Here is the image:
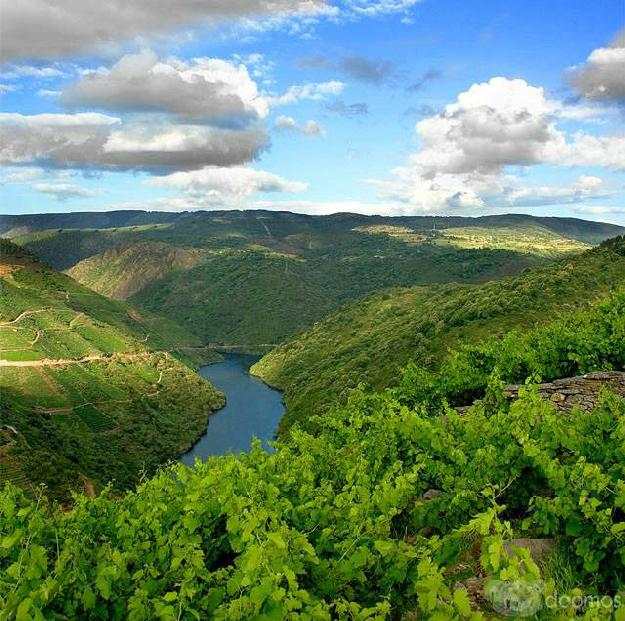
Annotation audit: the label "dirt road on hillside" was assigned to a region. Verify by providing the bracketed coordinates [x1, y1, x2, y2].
[0, 352, 152, 368]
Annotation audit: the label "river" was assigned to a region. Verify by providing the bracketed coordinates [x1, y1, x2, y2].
[180, 353, 284, 464]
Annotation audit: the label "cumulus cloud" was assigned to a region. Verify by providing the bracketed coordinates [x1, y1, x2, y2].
[370, 77, 625, 212]
[411, 77, 557, 176]
[0, 0, 331, 62]
[543, 131, 625, 169]
[32, 182, 98, 201]
[0, 48, 343, 178]
[504, 175, 608, 207]
[62, 50, 268, 126]
[0, 112, 269, 171]
[147, 166, 308, 206]
[275, 115, 324, 136]
[569, 30, 625, 101]
[0, 0, 424, 63]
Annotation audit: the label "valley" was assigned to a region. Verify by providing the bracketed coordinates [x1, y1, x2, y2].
[0, 240, 223, 500]
[3, 210, 622, 348]
[1, 212, 625, 618]
[2, 2, 624, 615]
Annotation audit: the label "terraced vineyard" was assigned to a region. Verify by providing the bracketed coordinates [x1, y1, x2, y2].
[0, 240, 223, 500]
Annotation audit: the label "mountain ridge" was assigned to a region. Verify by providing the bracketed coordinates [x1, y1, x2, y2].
[5, 210, 621, 350]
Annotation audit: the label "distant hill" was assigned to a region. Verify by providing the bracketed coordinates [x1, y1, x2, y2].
[1, 209, 623, 245]
[5, 210, 622, 349]
[0, 210, 180, 239]
[252, 236, 625, 433]
[0, 240, 222, 500]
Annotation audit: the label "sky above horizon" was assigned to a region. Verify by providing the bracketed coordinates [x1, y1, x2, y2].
[0, 0, 624, 223]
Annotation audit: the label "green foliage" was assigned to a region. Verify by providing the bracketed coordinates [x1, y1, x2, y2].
[254, 238, 625, 433]
[1, 368, 623, 618]
[393, 287, 625, 410]
[14, 212, 613, 349]
[0, 241, 223, 501]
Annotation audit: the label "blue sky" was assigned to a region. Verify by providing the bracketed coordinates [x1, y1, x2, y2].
[0, 0, 623, 222]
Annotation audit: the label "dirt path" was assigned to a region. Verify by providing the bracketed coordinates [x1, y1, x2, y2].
[0, 309, 49, 326]
[69, 312, 84, 328]
[0, 351, 151, 368]
[29, 330, 42, 346]
[35, 397, 133, 415]
[257, 217, 273, 238]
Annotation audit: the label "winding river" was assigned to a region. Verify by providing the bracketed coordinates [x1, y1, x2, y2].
[180, 353, 284, 464]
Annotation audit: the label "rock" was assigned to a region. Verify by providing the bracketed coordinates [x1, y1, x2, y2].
[421, 488, 444, 501]
[502, 538, 556, 563]
[496, 371, 625, 414]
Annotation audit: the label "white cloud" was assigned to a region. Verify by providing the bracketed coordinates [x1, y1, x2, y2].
[0, 112, 268, 171]
[0, 166, 47, 185]
[370, 77, 625, 213]
[569, 32, 625, 101]
[32, 182, 99, 201]
[344, 0, 421, 16]
[253, 198, 407, 215]
[410, 78, 556, 176]
[0, 84, 18, 94]
[574, 205, 625, 216]
[504, 175, 608, 207]
[275, 115, 325, 136]
[0, 112, 120, 127]
[543, 132, 625, 169]
[0, 65, 66, 80]
[62, 50, 269, 125]
[0, 0, 331, 62]
[275, 115, 298, 130]
[147, 166, 308, 206]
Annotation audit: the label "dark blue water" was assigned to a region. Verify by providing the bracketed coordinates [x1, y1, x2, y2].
[180, 353, 284, 464]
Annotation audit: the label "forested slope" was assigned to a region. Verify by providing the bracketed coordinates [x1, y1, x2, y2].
[2, 285, 624, 619]
[9, 211, 622, 349]
[0, 241, 222, 500]
[253, 237, 625, 432]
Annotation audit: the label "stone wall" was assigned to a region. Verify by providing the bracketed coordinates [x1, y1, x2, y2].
[503, 371, 625, 412]
[456, 371, 625, 415]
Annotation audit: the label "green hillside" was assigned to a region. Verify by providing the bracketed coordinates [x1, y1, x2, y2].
[9, 210, 622, 349]
[2, 289, 624, 619]
[0, 240, 223, 500]
[253, 237, 625, 433]
[66, 241, 207, 300]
